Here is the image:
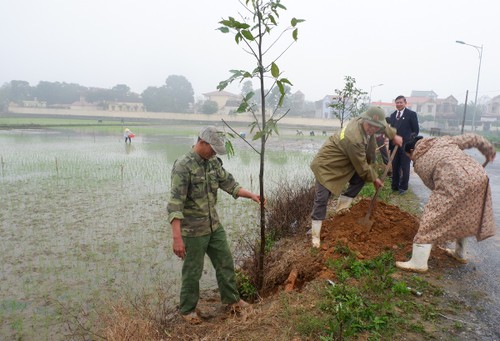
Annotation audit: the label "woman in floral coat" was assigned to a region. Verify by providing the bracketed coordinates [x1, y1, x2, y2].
[396, 133, 496, 272]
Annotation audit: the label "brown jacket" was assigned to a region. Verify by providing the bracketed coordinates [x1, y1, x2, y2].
[310, 117, 396, 196]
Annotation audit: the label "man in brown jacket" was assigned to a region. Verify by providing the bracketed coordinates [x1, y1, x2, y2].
[309, 106, 403, 248]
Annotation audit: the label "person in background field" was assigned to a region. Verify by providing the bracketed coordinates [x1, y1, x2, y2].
[388, 95, 419, 195]
[167, 126, 262, 324]
[396, 134, 496, 273]
[124, 128, 133, 143]
[309, 107, 403, 248]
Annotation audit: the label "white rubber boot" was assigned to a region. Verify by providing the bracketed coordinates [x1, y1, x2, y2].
[311, 220, 322, 248]
[336, 195, 353, 215]
[444, 239, 467, 264]
[396, 244, 432, 273]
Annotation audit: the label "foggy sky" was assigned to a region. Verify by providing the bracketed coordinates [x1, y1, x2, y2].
[1, 0, 499, 103]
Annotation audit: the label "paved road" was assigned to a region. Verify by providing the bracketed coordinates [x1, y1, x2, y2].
[409, 148, 500, 340]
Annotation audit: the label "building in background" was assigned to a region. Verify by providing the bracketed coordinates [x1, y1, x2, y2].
[202, 90, 241, 115]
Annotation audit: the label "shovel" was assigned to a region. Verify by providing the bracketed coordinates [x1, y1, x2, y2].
[358, 145, 398, 232]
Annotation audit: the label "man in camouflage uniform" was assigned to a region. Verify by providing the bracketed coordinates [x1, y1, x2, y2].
[167, 126, 262, 323]
[309, 106, 403, 248]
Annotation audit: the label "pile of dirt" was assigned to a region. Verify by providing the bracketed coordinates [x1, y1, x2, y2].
[322, 199, 420, 260]
[261, 198, 454, 294]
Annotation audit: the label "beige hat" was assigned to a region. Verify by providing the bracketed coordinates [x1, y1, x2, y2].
[199, 126, 227, 155]
[361, 106, 386, 128]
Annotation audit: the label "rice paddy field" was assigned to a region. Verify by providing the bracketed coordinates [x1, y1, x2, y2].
[0, 122, 318, 340]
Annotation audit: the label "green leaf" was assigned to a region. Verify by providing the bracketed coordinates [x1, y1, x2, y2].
[292, 28, 298, 41]
[235, 22, 250, 30]
[278, 94, 285, 107]
[245, 91, 254, 101]
[235, 33, 242, 44]
[291, 18, 305, 27]
[225, 140, 235, 158]
[269, 14, 277, 26]
[271, 62, 280, 78]
[273, 124, 279, 135]
[230, 69, 243, 77]
[217, 81, 228, 91]
[277, 81, 285, 107]
[236, 102, 248, 113]
[253, 131, 263, 141]
[241, 30, 254, 41]
[277, 80, 284, 95]
[217, 27, 230, 33]
[280, 78, 293, 86]
[249, 121, 258, 133]
[219, 19, 233, 27]
[269, 119, 279, 135]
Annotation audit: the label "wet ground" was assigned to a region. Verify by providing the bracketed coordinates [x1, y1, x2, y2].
[409, 148, 500, 340]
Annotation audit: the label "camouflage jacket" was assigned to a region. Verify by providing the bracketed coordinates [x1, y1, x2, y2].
[167, 150, 241, 237]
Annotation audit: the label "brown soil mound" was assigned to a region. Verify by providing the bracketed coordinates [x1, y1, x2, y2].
[322, 198, 419, 260]
[261, 198, 454, 293]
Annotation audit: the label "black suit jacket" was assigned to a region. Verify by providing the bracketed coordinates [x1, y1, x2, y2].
[389, 108, 419, 144]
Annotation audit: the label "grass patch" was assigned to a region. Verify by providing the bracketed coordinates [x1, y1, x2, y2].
[290, 245, 457, 340]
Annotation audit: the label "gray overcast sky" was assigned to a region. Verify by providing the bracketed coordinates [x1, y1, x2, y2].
[1, 0, 499, 103]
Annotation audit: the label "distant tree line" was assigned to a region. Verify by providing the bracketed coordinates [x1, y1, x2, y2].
[0, 75, 195, 113]
[237, 80, 315, 118]
[0, 76, 318, 117]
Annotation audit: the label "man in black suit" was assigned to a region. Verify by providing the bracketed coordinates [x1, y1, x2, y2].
[388, 95, 419, 195]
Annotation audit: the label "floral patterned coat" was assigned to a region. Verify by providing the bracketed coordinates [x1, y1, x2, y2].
[411, 133, 496, 244]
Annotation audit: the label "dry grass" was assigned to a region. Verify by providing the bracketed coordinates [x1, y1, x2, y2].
[265, 176, 315, 239]
[101, 302, 160, 341]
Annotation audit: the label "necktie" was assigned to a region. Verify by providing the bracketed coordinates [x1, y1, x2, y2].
[396, 111, 401, 119]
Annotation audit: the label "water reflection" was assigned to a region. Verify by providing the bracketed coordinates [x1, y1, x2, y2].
[125, 143, 135, 154]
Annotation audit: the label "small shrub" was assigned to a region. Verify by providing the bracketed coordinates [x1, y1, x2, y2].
[266, 176, 315, 240]
[236, 271, 258, 302]
[392, 281, 410, 295]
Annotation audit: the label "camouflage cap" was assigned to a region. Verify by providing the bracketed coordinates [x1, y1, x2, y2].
[361, 106, 386, 128]
[199, 126, 227, 155]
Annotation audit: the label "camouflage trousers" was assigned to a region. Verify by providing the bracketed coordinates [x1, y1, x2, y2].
[179, 225, 240, 314]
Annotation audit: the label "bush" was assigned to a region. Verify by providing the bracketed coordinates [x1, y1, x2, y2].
[265, 176, 315, 240]
[200, 100, 218, 114]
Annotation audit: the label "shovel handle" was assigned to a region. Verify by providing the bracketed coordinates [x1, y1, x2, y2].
[381, 145, 398, 181]
[363, 145, 399, 224]
[365, 186, 381, 218]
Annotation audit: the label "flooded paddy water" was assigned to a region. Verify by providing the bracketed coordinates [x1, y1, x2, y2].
[0, 126, 319, 340]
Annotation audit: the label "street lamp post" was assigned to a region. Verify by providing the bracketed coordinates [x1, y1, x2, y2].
[369, 83, 383, 105]
[456, 40, 483, 131]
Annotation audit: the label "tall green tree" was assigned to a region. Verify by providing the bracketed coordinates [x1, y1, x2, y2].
[164, 75, 194, 113]
[267, 85, 291, 111]
[330, 76, 367, 128]
[109, 84, 141, 102]
[288, 90, 305, 116]
[9, 80, 33, 104]
[217, 0, 304, 290]
[86, 87, 114, 103]
[0, 83, 10, 111]
[34, 81, 83, 104]
[141, 86, 169, 112]
[200, 100, 219, 114]
[241, 80, 254, 98]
